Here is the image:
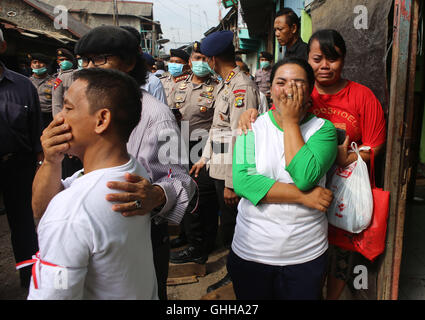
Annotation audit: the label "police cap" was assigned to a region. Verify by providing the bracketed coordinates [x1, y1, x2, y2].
[56, 48, 75, 61]
[200, 31, 234, 57]
[192, 41, 201, 54]
[27, 53, 50, 64]
[260, 51, 273, 61]
[170, 49, 189, 63]
[74, 26, 138, 56]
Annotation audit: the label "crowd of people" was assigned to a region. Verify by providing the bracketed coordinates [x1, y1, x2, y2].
[0, 7, 386, 300]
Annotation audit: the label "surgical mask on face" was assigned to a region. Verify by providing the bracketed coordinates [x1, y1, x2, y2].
[77, 59, 83, 70]
[260, 61, 270, 69]
[32, 67, 47, 75]
[60, 60, 73, 71]
[191, 60, 210, 77]
[168, 62, 184, 77]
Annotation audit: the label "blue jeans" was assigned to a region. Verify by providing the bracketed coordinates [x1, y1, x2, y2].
[227, 249, 328, 300]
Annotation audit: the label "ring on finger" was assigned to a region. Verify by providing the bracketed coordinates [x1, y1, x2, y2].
[287, 94, 293, 99]
[134, 200, 142, 209]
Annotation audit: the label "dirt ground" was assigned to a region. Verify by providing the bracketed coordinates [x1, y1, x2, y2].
[0, 213, 230, 300]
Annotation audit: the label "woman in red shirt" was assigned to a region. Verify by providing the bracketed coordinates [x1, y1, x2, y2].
[238, 29, 386, 300]
[307, 29, 386, 300]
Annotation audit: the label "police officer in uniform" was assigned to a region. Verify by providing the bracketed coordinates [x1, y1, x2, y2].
[190, 31, 260, 292]
[52, 48, 77, 116]
[254, 51, 273, 99]
[160, 49, 191, 106]
[28, 53, 55, 129]
[168, 42, 220, 264]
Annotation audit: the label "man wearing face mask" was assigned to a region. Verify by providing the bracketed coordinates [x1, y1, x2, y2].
[190, 31, 260, 292]
[52, 48, 77, 117]
[254, 51, 273, 101]
[160, 49, 191, 106]
[168, 41, 220, 264]
[28, 53, 55, 129]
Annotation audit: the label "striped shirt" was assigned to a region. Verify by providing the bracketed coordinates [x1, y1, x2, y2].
[127, 90, 197, 225]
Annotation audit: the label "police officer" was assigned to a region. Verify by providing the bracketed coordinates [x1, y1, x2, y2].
[254, 51, 273, 98]
[28, 53, 55, 129]
[160, 49, 191, 106]
[169, 42, 220, 264]
[52, 48, 77, 116]
[190, 31, 260, 292]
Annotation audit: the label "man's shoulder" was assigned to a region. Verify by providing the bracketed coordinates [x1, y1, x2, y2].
[232, 72, 258, 91]
[141, 90, 175, 121]
[6, 68, 34, 86]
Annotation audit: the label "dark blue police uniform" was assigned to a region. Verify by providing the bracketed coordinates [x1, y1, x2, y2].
[0, 61, 42, 288]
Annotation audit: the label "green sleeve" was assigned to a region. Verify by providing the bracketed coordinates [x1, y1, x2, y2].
[286, 119, 337, 191]
[232, 130, 276, 205]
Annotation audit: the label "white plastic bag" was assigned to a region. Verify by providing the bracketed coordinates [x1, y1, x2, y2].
[327, 142, 374, 233]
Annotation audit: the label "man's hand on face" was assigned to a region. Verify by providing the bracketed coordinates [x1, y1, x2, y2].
[106, 173, 166, 217]
[40, 115, 72, 165]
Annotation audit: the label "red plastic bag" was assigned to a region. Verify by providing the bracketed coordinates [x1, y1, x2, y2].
[328, 149, 390, 261]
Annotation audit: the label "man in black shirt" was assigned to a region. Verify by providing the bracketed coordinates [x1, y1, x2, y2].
[274, 8, 308, 61]
[0, 29, 43, 289]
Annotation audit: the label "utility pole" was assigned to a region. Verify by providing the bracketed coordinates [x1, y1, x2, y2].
[112, 0, 119, 26]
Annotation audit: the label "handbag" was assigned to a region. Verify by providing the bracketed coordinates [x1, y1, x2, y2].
[328, 148, 390, 261]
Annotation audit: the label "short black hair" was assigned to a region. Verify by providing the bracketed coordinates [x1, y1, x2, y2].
[308, 29, 347, 60]
[73, 68, 142, 142]
[270, 57, 315, 93]
[276, 8, 300, 34]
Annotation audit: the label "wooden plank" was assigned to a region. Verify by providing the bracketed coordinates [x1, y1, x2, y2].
[168, 262, 207, 278]
[378, 0, 416, 300]
[167, 276, 198, 286]
[390, 0, 420, 300]
[200, 283, 236, 300]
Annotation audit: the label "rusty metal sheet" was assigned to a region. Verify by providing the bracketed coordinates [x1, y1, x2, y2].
[310, 0, 393, 111]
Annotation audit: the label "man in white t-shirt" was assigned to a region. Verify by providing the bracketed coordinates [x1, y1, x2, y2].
[26, 68, 158, 299]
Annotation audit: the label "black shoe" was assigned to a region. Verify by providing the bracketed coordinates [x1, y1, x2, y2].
[170, 246, 207, 264]
[207, 273, 232, 293]
[170, 236, 187, 249]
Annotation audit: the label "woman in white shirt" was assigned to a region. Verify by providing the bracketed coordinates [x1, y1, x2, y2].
[228, 58, 337, 300]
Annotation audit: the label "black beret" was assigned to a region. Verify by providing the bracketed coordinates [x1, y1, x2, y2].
[170, 49, 189, 63]
[56, 48, 75, 61]
[75, 26, 138, 56]
[260, 51, 273, 61]
[120, 26, 142, 43]
[143, 52, 155, 66]
[200, 31, 234, 57]
[27, 53, 50, 64]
